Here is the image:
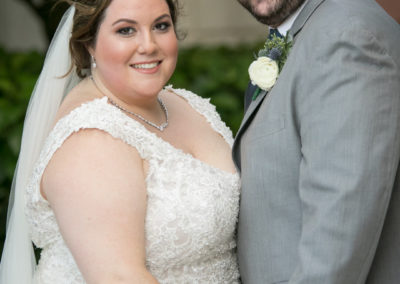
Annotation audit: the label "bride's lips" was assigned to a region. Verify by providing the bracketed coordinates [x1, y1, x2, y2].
[130, 60, 162, 74]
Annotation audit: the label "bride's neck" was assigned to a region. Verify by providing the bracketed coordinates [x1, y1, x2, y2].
[88, 74, 166, 120]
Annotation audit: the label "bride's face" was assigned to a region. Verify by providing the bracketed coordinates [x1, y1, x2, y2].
[90, 0, 178, 103]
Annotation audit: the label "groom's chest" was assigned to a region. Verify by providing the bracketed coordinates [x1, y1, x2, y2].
[241, 83, 287, 150]
[239, 56, 303, 164]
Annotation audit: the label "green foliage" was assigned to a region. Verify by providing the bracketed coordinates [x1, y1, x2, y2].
[169, 44, 261, 133]
[0, 48, 44, 253]
[257, 33, 293, 71]
[0, 42, 260, 254]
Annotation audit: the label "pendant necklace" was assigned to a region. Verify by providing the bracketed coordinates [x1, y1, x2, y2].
[90, 75, 169, 131]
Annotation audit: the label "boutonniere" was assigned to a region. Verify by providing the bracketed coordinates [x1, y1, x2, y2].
[249, 31, 293, 100]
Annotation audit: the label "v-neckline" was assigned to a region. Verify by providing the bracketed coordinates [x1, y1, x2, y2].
[102, 91, 238, 177]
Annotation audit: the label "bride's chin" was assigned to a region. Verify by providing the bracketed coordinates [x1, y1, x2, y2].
[148, 80, 169, 92]
[135, 87, 164, 99]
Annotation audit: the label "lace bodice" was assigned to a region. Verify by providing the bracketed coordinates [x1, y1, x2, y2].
[25, 87, 241, 283]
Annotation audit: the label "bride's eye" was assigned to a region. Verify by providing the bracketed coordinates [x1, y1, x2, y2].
[117, 27, 136, 36]
[154, 22, 172, 32]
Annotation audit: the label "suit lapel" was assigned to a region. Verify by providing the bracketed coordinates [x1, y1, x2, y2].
[291, 0, 326, 37]
[233, 0, 327, 170]
[232, 88, 268, 171]
[236, 0, 326, 136]
[240, 89, 268, 131]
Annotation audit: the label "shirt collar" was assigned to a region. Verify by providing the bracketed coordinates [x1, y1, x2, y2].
[274, 1, 308, 36]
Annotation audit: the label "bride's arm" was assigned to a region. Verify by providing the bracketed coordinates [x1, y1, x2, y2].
[42, 128, 158, 284]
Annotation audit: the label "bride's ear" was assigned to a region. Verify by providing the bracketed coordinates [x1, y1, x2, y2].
[87, 44, 94, 58]
[86, 45, 96, 69]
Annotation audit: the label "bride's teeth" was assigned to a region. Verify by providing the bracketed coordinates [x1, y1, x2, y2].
[133, 62, 159, 69]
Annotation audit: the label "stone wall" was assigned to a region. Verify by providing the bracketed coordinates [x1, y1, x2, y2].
[179, 0, 266, 46]
[0, 0, 267, 52]
[0, 0, 48, 51]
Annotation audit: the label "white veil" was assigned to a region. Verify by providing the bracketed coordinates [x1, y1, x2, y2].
[0, 6, 78, 283]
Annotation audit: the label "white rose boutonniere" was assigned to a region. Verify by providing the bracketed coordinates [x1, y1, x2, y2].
[249, 57, 279, 92]
[249, 31, 293, 100]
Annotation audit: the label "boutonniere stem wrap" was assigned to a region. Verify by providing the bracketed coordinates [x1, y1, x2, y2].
[249, 30, 293, 100]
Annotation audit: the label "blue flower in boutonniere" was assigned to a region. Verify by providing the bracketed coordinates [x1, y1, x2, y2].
[249, 31, 293, 100]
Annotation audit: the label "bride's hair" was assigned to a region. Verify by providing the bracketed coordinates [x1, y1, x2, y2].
[58, 0, 182, 78]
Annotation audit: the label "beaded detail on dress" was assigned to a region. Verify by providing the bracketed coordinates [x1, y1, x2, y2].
[25, 87, 241, 283]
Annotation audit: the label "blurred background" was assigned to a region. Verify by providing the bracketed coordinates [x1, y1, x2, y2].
[0, 0, 266, 254]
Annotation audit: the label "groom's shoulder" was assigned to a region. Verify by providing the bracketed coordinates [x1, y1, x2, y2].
[301, 0, 400, 53]
[311, 0, 398, 33]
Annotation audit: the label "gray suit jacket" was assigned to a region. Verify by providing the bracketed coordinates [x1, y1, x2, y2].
[233, 0, 400, 283]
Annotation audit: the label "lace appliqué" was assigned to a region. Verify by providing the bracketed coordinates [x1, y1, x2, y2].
[25, 88, 241, 283]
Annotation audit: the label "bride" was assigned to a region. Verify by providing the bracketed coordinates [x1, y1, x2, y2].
[0, 0, 240, 283]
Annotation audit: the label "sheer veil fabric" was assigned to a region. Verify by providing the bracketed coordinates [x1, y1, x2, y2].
[0, 6, 78, 283]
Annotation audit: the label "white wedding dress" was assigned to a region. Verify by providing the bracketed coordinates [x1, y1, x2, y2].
[25, 87, 241, 284]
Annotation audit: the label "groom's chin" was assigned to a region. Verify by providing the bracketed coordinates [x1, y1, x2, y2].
[253, 0, 276, 16]
[252, 13, 273, 25]
[238, 0, 283, 26]
[238, 0, 306, 27]
[238, 0, 271, 15]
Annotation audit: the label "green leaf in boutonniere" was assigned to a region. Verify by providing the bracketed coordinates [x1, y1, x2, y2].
[249, 31, 293, 100]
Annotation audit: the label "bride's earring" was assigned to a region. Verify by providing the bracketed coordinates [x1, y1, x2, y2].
[91, 55, 97, 69]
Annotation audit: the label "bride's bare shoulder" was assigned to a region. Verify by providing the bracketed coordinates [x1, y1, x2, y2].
[54, 77, 102, 124]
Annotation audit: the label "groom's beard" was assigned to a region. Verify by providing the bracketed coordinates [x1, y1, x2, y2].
[238, 0, 306, 27]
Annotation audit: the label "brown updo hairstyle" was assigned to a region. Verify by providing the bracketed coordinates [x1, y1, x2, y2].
[58, 0, 181, 78]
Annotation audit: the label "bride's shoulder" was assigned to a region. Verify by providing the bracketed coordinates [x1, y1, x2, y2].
[164, 85, 205, 100]
[163, 85, 233, 140]
[42, 81, 123, 156]
[54, 78, 104, 124]
[163, 85, 217, 113]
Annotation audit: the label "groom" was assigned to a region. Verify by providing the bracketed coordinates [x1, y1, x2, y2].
[233, 0, 400, 283]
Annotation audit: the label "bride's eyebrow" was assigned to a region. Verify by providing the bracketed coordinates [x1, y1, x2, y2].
[112, 14, 171, 26]
[112, 19, 137, 26]
[154, 14, 172, 22]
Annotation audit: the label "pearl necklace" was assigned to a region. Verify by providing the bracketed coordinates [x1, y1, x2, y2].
[90, 76, 169, 131]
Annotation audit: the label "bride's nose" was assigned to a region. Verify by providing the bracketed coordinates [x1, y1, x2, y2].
[137, 31, 157, 54]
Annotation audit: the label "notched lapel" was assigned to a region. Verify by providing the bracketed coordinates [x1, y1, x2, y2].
[233, 89, 268, 171]
[235, 0, 326, 140]
[236, 89, 268, 138]
[291, 0, 326, 38]
[232, 91, 267, 173]
[233, 0, 327, 170]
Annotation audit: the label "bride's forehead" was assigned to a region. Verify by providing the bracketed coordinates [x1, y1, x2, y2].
[102, 0, 170, 20]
